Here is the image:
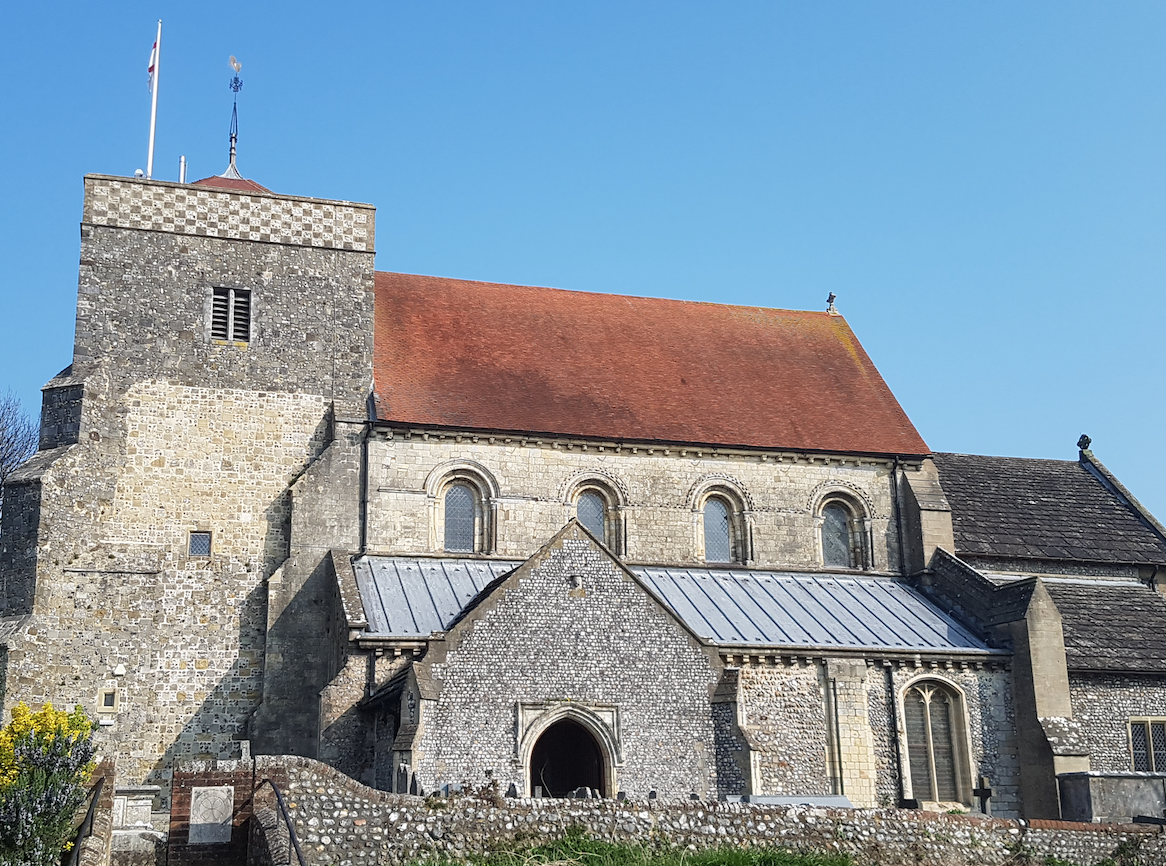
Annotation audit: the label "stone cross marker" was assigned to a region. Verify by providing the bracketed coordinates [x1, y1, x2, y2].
[189, 785, 234, 844]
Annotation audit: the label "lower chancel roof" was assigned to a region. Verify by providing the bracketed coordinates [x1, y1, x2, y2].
[352, 556, 991, 654]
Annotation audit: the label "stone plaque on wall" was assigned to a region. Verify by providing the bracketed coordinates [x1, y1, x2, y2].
[189, 785, 234, 844]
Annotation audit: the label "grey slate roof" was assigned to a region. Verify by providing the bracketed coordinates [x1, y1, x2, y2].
[353, 556, 991, 653]
[1041, 580, 1166, 673]
[934, 452, 1166, 566]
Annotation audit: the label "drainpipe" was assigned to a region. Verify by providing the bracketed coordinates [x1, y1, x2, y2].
[829, 677, 845, 797]
[359, 395, 374, 555]
[890, 457, 907, 576]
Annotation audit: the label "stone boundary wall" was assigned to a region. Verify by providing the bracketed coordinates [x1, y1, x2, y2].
[82, 175, 375, 251]
[171, 756, 1165, 866]
[77, 759, 116, 866]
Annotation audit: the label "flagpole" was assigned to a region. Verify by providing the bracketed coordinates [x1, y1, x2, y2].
[147, 19, 162, 179]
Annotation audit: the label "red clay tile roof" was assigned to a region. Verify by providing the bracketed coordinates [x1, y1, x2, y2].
[373, 273, 929, 456]
[191, 175, 271, 193]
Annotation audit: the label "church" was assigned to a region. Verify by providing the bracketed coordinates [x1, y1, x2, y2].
[2, 163, 1165, 825]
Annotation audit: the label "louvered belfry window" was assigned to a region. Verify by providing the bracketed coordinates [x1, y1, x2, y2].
[905, 682, 961, 802]
[1130, 720, 1166, 770]
[211, 288, 251, 342]
[444, 484, 477, 553]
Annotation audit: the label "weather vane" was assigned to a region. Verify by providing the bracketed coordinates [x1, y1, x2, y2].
[230, 56, 243, 94]
[222, 56, 245, 179]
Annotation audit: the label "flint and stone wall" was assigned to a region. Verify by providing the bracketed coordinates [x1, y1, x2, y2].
[737, 663, 831, 798]
[411, 527, 726, 799]
[1069, 671, 1166, 772]
[181, 755, 1165, 866]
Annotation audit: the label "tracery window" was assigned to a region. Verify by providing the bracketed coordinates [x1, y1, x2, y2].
[443, 483, 477, 553]
[904, 681, 966, 803]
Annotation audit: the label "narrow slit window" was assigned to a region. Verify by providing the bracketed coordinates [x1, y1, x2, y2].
[211, 288, 251, 342]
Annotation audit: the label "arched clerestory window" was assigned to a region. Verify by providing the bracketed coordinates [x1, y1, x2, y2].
[817, 495, 869, 570]
[703, 497, 733, 563]
[903, 680, 968, 804]
[443, 483, 477, 552]
[821, 503, 853, 567]
[426, 462, 498, 555]
[576, 490, 607, 540]
[566, 476, 625, 555]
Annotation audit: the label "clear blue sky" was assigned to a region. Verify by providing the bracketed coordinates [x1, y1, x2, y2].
[2, 3, 1165, 518]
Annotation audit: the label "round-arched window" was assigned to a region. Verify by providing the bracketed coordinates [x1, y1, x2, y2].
[577, 491, 606, 541]
[703, 497, 732, 563]
[444, 483, 477, 552]
[821, 502, 853, 567]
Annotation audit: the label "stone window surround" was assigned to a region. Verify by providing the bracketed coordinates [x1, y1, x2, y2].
[895, 674, 976, 807]
[563, 473, 627, 556]
[812, 487, 874, 571]
[516, 701, 623, 797]
[97, 686, 120, 714]
[1128, 718, 1166, 771]
[425, 460, 499, 554]
[688, 476, 753, 565]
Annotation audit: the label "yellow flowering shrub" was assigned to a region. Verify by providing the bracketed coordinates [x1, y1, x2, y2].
[0, 702, 97, 865]
[0, 702, 94, 788]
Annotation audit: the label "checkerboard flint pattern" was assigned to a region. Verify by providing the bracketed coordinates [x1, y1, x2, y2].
[83, 177, 375, 252]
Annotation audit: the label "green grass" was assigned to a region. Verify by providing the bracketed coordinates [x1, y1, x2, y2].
[420, 828, 851, 866]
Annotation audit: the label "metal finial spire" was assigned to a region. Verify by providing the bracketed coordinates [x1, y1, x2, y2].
[220, 57, 245, 180]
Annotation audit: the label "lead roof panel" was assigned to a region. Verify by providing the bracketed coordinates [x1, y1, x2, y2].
[353, 556, 991, 652]
[634, 567, 989, 652]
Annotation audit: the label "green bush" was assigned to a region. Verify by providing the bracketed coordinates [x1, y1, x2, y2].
[0, 702, 97, 866]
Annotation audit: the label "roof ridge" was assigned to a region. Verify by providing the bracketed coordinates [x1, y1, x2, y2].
[375, 270, 831, 316]
[935, 451, 1080, 466]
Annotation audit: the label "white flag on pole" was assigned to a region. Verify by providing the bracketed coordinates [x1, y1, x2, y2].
[148, 37, 158, 92]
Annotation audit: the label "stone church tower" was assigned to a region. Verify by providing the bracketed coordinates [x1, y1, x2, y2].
[0, 174, 376, 793]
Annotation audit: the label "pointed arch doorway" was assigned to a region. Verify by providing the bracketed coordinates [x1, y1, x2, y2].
[529, 718, 606, 797]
